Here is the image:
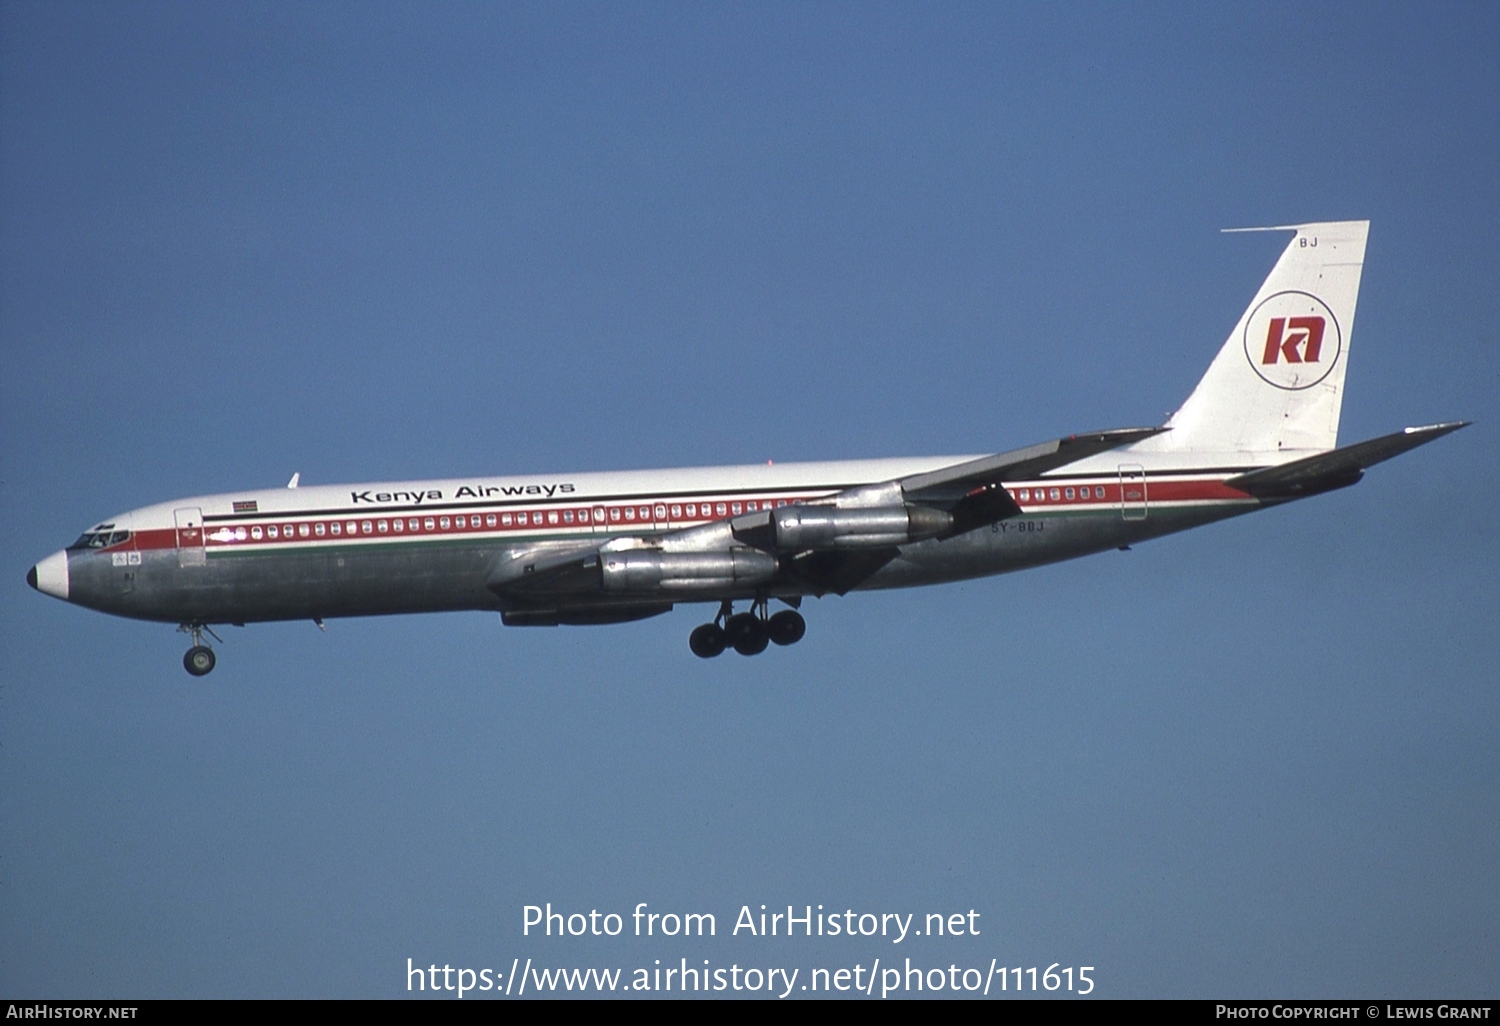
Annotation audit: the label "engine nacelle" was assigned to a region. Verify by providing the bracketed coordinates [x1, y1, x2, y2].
[600, 549, 778, 594]
[769, 504, 952, 550]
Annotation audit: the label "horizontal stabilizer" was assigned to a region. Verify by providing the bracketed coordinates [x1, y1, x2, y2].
[1225, 421, 1469, 499]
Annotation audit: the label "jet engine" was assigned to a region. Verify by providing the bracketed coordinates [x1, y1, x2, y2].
[767, 504, 952, 550]
[600, 549, 778, 593]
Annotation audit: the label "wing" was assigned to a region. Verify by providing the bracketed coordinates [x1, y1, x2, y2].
[489, 426, 1166, 605]
[897, 427, 1166, 534]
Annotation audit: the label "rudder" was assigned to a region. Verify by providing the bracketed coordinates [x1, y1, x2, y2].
[1137, 220, 1368, 463]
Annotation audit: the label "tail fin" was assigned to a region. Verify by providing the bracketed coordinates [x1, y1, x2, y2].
[1140, 220, 1368, 463]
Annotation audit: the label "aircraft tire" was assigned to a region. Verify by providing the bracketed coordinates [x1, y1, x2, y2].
[184, 646, 216, 676]
[689, 624, 727, 659]
[731, 619, 769, 656]
[767, 610, 806, 646]
[724, 612, 758, 644]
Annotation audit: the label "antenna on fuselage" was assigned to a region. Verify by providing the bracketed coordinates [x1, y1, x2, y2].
[287, 473, 300, 489]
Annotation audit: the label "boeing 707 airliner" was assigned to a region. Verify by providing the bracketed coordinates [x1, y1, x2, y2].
[27, 221, 1466, 674]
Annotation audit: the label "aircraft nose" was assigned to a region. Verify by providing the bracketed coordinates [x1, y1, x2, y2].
[29, 550, 69, 601]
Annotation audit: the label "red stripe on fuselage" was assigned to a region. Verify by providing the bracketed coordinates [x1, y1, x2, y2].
[124, 476, 1255, 554]
[177, 494, 828, 552]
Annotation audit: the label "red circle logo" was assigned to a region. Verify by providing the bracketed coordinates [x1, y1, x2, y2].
[1242, 290, 1342, 390]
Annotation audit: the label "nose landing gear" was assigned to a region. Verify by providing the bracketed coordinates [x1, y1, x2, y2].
[178, 623, 222, 676]
[689, 600, 805, 658]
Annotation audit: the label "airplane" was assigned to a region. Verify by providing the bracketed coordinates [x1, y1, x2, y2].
[27, 220, 1467, 675]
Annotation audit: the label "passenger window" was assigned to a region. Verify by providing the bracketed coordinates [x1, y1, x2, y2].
[251, 526, 263, 540]
[362, 521, 373, 534]
[1065, 488, 1075, 500]
[624, 507, 636, 521]
[563, 510, 574, 523]
[377, 520, 388, 533]
[300, 523, 311, 537]
[1095, 486, 1105, 498]
[655, 505, 667, 520]
[455, 516, 466, 528]
[610, 508, 621, 521]
[1049, 488, 1060, 501]
[731, 502, 742, 515]
[315, 523, 325, 536]
[670, 505, 682, 518]
[330, 522, 341, 536]
[268, 525, 279, 538]
[686, 504, 697, 517]
[424, 518, 435, 531]
[393, 519, 404, 532]
[548, 511, 559, 524]
[1019, 489, 1030, 501]
[487, 514, 497, 527]
[716, 503, 727, 516]
[500, 513, 512, 526]
[439, 517, 450, 530]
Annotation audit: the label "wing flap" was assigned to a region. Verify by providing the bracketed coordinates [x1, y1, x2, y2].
[784, 547, 900, 596]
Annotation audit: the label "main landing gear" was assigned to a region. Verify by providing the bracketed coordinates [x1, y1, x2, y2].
[689, 600, 806, 659]
[179, 623, 222, 676]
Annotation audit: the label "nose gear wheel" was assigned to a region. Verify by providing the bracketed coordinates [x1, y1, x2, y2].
[177, 623, 222, 676]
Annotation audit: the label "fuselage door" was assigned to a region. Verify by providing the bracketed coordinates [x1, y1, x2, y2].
[1118, 465, 1148, 521]
[174, 507, 206, 566]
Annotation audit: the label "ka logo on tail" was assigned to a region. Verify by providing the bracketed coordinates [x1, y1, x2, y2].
[1243, 290, 1342, 390]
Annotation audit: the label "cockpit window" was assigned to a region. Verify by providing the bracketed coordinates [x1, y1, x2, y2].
[69, 530, 131, 550]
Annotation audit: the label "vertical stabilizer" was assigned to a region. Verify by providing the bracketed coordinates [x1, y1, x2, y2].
[1137, 220, 1368, 463]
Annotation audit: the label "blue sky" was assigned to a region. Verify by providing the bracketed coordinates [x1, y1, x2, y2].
[2, 1, 1496, 998]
